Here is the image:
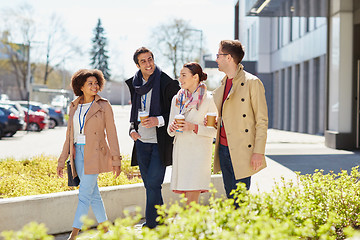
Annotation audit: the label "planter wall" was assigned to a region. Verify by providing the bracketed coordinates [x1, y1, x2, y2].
[0, 175, 226, 235]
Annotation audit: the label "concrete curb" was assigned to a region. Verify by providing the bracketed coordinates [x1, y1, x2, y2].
[0, 175, 226, 235]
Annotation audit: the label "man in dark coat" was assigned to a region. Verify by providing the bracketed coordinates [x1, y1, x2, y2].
[125, 47, 180, 228]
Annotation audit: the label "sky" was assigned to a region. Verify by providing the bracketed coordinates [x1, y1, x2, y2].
[0, 0, 235, 83]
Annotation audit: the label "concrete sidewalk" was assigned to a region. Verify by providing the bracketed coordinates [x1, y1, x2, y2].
[251, 129, 360, 193]
[53, 129, 360, 239]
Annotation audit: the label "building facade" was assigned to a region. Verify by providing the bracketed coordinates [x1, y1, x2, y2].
[236, 0, 360, 150]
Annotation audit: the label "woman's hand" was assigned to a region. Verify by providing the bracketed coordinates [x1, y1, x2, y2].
[168, 120, 179, 132]
[113, 165, 121, 178]
[57, 166, 64, 178]
[178, 121, 196, 132]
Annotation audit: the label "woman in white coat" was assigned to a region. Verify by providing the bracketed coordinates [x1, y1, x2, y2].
[168, 62, 217, 205]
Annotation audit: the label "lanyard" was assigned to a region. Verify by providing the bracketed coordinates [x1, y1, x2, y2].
[79, 99, 94, 134]
[179, 94, 184, 114]
[141, 94, 147, 111]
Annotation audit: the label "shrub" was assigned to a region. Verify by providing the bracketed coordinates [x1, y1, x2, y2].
[2, 167, 360, 239]
[0, 155, 141, 198]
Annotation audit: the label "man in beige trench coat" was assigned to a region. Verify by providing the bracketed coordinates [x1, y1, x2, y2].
[212, 40, 268, 205]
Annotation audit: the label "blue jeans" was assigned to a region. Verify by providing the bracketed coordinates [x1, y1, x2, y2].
[219, 144, 251, 203]
[73, 144, 107, 229]
[135, 140, 166, 228]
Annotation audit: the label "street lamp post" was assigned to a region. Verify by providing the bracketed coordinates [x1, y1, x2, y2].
[186, 28, 203, 67]
[26, 41, 31, 131]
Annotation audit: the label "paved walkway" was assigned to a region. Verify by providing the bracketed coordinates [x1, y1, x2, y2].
[53, 129, 360, 239]
[251, 129, 360, 193]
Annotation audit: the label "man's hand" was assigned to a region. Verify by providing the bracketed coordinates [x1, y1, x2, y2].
[204, 116, 218, 129]
[142, 117, 159, 128]
[130, 131, 141, 141]
[250, 153, 264, 171]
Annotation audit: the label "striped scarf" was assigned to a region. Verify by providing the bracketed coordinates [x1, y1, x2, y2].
[175, 82, 207, 114]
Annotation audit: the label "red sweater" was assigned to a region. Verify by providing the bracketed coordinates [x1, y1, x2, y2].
[219, 78, 233, 146]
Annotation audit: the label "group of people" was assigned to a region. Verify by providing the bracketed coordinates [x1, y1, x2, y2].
[56, 39, 268, 239]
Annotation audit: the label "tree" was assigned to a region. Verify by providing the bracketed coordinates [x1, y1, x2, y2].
[42, 13, 81, 85]
[150, 19, 202, 79]
[0, 4, 36, 100]
[90, 19, 111, 80]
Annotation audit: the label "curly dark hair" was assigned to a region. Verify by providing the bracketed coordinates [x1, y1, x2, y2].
[71, 69, 105, 96]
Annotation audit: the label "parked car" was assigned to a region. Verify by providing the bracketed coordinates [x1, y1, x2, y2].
[21, 107, 49, 131]
[0, 104, 25, 138]
[51, 95, 70, 113]
[17, 101, 50, 129]
[0, 100, 26, 130]
[43, 104, 65, 129]
[17, 101, 49, 115]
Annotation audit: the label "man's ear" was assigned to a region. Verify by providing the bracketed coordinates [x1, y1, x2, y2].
[136, 64, 140, 69]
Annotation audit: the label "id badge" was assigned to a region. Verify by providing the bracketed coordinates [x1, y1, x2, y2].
[77, 134, 86, 145]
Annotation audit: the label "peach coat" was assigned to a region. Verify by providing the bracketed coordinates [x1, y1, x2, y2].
[213, 64, 268, 180]
[58, 94, 121, 178]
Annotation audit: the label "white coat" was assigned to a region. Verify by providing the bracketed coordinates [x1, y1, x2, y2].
[167, 91, 217, 192]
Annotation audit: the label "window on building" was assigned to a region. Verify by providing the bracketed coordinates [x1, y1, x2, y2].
[282, 17, 290, 46]
[305, 17, 310, 33]
[280, 69, 286, 129]
[287, 66, 292, 130]
[309, 17, 315, 31]
[273, 17, 279, 51]
[315, 17, 327, 28]
[251, 23, 256, 59]
[247, 28, 250, 60]
[292, 17, 300, 41]
[278, 17, 282, 49]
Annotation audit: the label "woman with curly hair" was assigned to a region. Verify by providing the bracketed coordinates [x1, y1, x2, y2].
[57, 69, 122, 239]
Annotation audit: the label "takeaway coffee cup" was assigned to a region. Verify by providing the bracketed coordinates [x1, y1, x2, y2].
[206, 112, 217, 128]
[174, 114, 185, 132]
[139, 111, 149, 124]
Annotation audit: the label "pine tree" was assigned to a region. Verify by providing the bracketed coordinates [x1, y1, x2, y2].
[90, 19, 111, 80]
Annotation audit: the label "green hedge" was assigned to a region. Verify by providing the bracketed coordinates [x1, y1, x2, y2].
[0, 155, 141, 198]
[2, 167, 360, 239]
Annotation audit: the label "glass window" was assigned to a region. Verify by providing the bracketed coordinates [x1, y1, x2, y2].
[316, 17, 327, 28]
[282, 17, 290, 46]
[309, 17, 315, 31]
[277, 17, 282, 49]
[292, 17, 300, 41]
[251, 23, 256, 59]
[247, 28, 250, 60]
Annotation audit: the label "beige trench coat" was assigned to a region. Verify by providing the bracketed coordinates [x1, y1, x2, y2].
[213, 64, 268, 179]
[58, 94, 121, 178]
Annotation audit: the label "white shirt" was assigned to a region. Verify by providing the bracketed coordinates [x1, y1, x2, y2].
[73, 102, 92, 143]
